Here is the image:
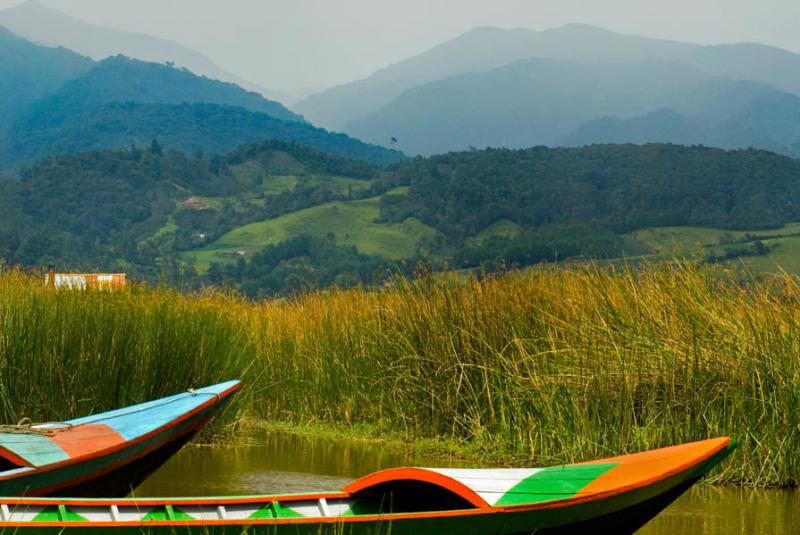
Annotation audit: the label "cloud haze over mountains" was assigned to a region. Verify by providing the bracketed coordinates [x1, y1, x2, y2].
[0, 0, 287, 102]
[300, 24, 800, 157]
[1, 0, 799, 159]
[0, 0, 798, 102]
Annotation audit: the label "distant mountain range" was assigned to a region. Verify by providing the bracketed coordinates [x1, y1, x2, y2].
[0, 29, 403, 168]
[298, 24, 800, 157]
[0, 0, 287, 102]
[346, 58, 800, 157]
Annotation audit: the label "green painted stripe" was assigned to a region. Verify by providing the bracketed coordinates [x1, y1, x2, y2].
[248, 502, 305, 519]
[142, 506, 194, 521]
[33, 506, 87, 522]
[496, 463, 619, 506]
[248, 503, 275, 519]
[275, 502, 304, 518]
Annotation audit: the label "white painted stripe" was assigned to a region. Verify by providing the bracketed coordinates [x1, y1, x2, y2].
[428, 468, 544, 506]
[179, 505, 223, 521]
[326, 499, 355, 517]
[286, 500, 318, 517]
[7, 506, 43, 522]
[116, 507, 149, 521]
[318, 498, 331, 517]
[77, 507, 113, 522]
[224, 504, 261, 521]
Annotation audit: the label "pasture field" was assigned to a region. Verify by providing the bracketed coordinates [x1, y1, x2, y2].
[183, 189, 438, 268]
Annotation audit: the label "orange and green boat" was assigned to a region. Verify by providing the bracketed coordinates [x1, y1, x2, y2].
[0, 437, 734, 533]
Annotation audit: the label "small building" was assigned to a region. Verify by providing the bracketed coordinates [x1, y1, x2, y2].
[182, 197, 209, 210]
[45, 273, 127, 290]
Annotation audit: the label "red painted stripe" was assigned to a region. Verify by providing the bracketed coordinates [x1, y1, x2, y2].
[0, 446, 33, 468]
[48, 424, 125, 459]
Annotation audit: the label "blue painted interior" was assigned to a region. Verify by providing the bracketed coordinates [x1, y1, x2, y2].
[0, 380, 240, 467]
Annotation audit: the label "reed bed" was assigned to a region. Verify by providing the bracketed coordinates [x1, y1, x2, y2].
[1, 263, 799, 486]
[0, 269, 256, 429]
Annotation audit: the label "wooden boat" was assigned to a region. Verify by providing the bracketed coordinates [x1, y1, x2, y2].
[0, 380, 241, 498]
[0, 437, 734, 533]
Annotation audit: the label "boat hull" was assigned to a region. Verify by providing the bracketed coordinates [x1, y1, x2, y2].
[0, 381, 241, 498]
[44, 403, 220, 497]
[0, 437, 735, 534]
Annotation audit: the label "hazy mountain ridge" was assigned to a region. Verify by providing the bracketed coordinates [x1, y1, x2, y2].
[297, 24, 693, 129]
[0, 0, 285, 101]
[346, 58, 800, 156]
[14, 55, 303, 125]
[0, 25, 92, 133]
[0, 40, 402, 168]
[298, 23, 800, 155]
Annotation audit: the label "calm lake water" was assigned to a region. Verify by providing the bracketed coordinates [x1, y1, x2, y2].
[138, 431, 798, 534]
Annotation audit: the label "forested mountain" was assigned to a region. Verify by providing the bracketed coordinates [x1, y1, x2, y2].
[346, 59, 800, 156]
[16, 55, 302, 124]
[0, 25, 91, 133]
[0, 101, 403, 168]
[0, 0, 281, 101]
[4, 141, 800, 293]
[298, 23, 800, 132]
[0, 51, 403, 168]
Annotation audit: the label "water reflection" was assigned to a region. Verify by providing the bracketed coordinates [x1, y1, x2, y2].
[138, 431, 478, 497]
[642, 485, 799, 534]
[138, 431, 798, 533]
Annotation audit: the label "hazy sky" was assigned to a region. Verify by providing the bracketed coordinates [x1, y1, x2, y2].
[2, 0, 799, 97]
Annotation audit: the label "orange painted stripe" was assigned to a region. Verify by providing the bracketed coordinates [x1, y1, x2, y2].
[0, 446, 33, 468]
[577, 437, 731, 496]
[343, 467, 491, 507]
[48, 424, 125, 459]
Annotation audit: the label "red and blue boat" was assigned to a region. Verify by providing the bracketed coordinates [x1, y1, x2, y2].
[0, 380, 241, 497]
[0, 436, 734, 533]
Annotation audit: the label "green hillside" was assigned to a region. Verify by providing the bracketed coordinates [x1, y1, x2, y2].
[6, 141, 800, 294]
[624, 223, 800, 272]
[183, 188, 438, 270]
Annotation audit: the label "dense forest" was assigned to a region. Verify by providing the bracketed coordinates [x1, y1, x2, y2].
[1, 101, 404, 168]
[3, 142, 800, 294]
[381, 144, 800, 267]
[0, 140, 396, 287]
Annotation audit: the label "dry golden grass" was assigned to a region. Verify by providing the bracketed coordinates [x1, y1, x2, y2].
[2, 262, 799, 486]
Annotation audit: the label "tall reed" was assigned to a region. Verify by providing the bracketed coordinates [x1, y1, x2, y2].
[246, 264, 800, 487]
[0, 269, 255, 429]
[1, 263, 799, 486]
